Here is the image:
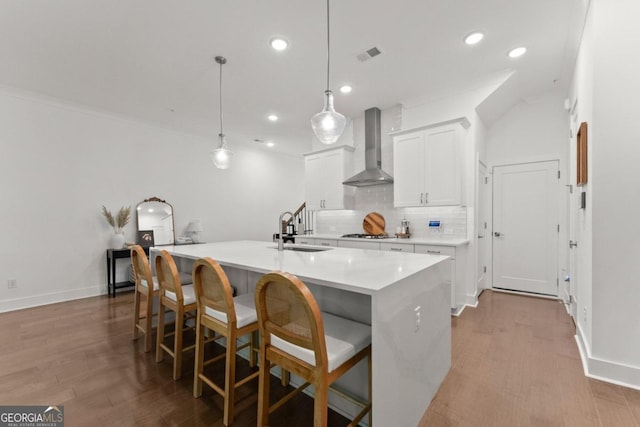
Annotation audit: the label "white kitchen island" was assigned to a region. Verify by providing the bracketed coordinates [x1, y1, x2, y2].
[151, 240, 451, 427]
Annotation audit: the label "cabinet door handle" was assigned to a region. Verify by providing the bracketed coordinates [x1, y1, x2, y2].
[390, 247, 402, 252]
[427, 250, 441, 254]
[425, 192, 429, 204]
[321, 242, 331, 246]
[494, 232, 503, 237]
[420, 193, 423, 204]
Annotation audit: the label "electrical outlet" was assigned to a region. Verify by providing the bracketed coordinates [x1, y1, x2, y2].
[7, 279, 17, 289]
[414, 306, 421, 332]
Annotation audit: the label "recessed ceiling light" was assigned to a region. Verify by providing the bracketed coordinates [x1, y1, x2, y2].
[266, 142, 275, 148]
[464, 32, 484, 45]
[340, 85, 352, 94]
[270, 37, 289, 51]
[508, 47, 527, 58]
[267, 114, 278, 122]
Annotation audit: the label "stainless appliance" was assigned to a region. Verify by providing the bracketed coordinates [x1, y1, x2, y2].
[342, 107, 394, 187]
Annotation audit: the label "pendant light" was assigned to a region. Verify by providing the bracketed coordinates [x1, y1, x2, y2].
[211, 56, 234, 169]
[310, 0, 346, 144]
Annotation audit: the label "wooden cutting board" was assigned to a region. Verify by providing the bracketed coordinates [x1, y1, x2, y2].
[363, 212, 386, 235]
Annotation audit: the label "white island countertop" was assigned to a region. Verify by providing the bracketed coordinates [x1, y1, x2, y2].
[153, 240, 449, 295]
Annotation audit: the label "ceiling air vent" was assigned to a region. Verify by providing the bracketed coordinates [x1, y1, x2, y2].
[356, 46, 382, 62]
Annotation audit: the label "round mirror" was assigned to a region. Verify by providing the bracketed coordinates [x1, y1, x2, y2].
[136, 197, 175, 245]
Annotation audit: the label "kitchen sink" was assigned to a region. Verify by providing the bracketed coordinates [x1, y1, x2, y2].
[271, 245, 332, 252]
[285, 246, 331, 252]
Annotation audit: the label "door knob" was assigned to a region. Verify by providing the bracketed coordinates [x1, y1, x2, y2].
[493, 232, 502, 237]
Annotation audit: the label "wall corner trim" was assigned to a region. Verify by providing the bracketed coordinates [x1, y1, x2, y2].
[575, 325, 640, 391]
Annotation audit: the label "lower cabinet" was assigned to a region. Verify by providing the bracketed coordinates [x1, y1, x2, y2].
[380, 242, 414, 253]
[414, 244, 456, 309]
[314, 238, 338, 247]
[294, 237, 315, 245]
[338, 240, 380, 250]
[294, 238, 338, 247]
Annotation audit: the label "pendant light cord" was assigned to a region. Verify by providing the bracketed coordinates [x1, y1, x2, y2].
[326, 0, 330, 91]
[219, 60, 224, 136]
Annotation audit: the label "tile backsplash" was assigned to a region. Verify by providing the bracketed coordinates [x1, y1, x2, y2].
[315, 185, 467, 239]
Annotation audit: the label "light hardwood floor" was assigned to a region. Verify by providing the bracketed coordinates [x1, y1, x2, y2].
[0, 289, 638, 426]
[420, 290, 640, 426]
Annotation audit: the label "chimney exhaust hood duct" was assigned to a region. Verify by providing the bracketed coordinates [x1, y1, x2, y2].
[342, 107, 394, 187]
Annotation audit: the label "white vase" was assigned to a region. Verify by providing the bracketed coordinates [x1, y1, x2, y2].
[110, 231, 125, 249]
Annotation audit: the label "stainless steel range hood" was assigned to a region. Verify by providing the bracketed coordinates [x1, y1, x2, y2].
[342, 107, 394, 187]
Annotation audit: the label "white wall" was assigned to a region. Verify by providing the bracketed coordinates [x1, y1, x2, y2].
[0, 87, 304, 312]
[486, 92, 569, 167]
[589, 0, 640, 386]
[568, 2, 595, 352]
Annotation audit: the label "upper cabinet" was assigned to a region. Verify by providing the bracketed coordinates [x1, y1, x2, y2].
[304, 146, 354, 210]
[392, 119, 467, 207]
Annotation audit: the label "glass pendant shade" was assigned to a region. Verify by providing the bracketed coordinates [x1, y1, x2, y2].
[212, 56, 233, 170]
[210, 134, 233, 169]
[311, 90, 347, 144]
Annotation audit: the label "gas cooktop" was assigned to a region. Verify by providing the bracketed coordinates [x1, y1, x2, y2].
[341, 233, 394, 239]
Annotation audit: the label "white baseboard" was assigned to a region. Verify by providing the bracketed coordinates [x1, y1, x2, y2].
[0, 285, 104, 313]
[451, 291, 481, 317]
[575, 324, 640, 391]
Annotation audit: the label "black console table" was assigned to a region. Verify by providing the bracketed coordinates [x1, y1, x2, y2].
[106, 247, 149, 297]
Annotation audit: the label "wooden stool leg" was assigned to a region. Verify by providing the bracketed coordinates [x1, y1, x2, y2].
[249, 331, 257, 367]
[281, 368, 290, 386]
[257, 349, 271, 427]
[155, 303, 165, 363]
[144, 293, 154, 352]
[193, 315, 205, 398]
[224, 335, 237, 426]
[313, 381, 329, 427]
[132, 289, 140, 341]
[173, 308, 184, 380]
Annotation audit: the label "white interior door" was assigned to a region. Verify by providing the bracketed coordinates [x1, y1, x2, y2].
[476, 161, 488, 290]
[493, 161, 559, 296]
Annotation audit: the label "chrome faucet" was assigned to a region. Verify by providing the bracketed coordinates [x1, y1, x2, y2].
[278, 211, 294, 251]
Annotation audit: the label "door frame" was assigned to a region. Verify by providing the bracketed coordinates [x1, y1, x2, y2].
[476, 159, 489, 293]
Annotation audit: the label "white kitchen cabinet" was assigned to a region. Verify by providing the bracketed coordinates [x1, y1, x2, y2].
[294, 237, 315, 245]
[304, 146, 354, 210]
[314, 238, 338, 247]
[392, 121, 465, 207]
[338, 240, 381, 250]
[415, 244, 456, 309]
[293, 237, 337, 247]
[379, 242, 414, 253]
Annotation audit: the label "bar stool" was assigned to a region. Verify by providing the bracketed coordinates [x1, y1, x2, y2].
[131, 245, 158, 352]
[131, 245, 193, 353]
[155, 249, 197, 380]
[254, 271, 372, 427]
[192, 257, 259, 426]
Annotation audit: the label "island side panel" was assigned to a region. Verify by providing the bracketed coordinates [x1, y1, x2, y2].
[371, 261, 451, 427]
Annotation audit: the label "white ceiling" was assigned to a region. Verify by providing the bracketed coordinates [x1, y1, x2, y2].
[0, 0, 587, 156]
